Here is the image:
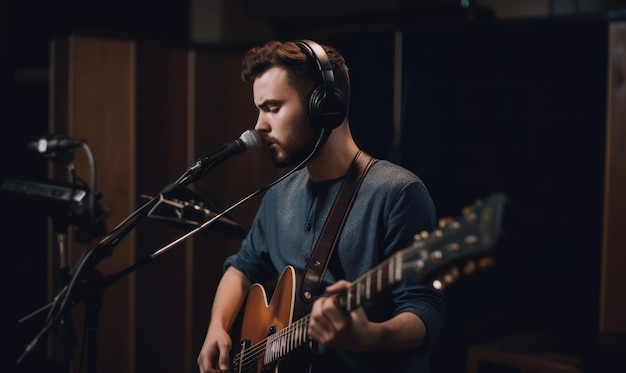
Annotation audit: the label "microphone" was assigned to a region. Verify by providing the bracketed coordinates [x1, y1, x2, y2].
[184, 129, 262, 183]
[28, 135, 84, 154]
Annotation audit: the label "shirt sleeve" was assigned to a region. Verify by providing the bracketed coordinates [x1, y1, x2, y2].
[223, 195, 275, 284]
[384, 181, 446, 351]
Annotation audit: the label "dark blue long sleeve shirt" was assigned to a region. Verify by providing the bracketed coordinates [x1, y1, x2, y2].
[225, 158, 446, 372]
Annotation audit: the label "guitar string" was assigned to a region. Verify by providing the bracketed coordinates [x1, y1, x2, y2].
[234, 203, 403, 369]
[234, 340, 266, 370]
[235, 268, 385, 367]
[235, 265, 394, 369]
[235, 315, 312, 368]
[234, 337, 268, 369]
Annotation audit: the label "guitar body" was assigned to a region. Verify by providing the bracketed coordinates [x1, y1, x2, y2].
[235, 266, 313, 373]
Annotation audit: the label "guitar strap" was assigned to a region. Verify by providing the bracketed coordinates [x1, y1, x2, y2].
[300, 150, 375, 304]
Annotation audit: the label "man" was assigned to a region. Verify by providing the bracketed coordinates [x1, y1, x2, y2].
[197, 40, 445, 373]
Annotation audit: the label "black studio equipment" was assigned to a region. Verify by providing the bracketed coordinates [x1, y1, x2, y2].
[27, 134, 85, 165]
[3, 134, 107, 269]
[2, 134, 107, 371]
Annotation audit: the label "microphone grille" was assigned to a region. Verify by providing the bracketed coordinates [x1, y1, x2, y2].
[240, 130, 262, 152]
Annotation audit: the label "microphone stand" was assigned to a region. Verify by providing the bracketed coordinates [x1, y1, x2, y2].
[17, 157, 268, 372]
[17, 128, 328, 373]
[50, 214, 76, 370]
[17, 174, 186, 371]
[17, 191, 160, 372]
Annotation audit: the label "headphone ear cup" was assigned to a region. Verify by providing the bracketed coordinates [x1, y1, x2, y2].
[309, 86, 347, 130]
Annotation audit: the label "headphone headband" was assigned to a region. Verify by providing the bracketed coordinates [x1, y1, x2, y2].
[294, 39, 347, 130]
[296, 39, 336, 91]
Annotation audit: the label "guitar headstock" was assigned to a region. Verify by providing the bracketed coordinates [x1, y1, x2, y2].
[401, 193, 507, 289]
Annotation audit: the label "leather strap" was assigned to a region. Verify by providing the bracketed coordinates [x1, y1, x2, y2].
[300, 150, 375, 303]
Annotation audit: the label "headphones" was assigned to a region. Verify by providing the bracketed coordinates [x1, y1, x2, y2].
[294, 40, 348, 131]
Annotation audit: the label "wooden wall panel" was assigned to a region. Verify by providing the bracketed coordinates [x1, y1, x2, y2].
[600, 22, 626, 334]
[52, 35, 137, 373]
[134, 43, 193, 373]
[190, 48, 285, 372]
[51, 36, 278, 373]
[190, 49, 261, 371]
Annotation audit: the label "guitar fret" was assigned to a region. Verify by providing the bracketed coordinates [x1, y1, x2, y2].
[281, 331, 285, 356]
[395, 253, 402, 281]
[294, 322, 298, 348]
[296, 320, 301, 347]
[287, 326, 291, 354]
[296, 318, 302, 346]
[347, 285, 353, 311]
[295, 320, 300, 347]
[380, 265, 387, 290]
[358, 278, 366, 306]
[264, 335, 272, 364]
[287, 323, 291, 352]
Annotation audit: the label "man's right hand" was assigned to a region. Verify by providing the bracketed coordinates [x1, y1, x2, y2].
[197, 326, 232, 373]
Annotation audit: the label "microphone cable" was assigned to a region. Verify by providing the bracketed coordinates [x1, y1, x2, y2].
[150, 127, 329, 258]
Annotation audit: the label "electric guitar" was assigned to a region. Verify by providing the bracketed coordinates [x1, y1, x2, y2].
[232, 193, 507, 373]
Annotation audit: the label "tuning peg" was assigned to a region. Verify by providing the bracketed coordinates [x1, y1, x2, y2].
[479, 256, 496, 269]
[432, 229, 444, 239]
[462, 260, 476, 276]
[442, 266, 460, 285]
[462, 202, 476, 215]
[464, 199, 483, 214]
[430, 250, 443, 260]
[446, 242, 461, 252]
[434, 265, 462, 290]
[464, 234, 479, 245]
[413, 230, 430, 242]
[438, 217, 454, 229]
[432, 278, 445, 291]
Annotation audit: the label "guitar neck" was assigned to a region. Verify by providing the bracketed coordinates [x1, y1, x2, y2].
[236, 193, 507, 371]
[335, 254, 403, 313]
[263, 260, 398, 365]
[268, 255, 401, 352]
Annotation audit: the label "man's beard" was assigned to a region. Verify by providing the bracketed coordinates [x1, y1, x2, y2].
[271, 125, 322, 168]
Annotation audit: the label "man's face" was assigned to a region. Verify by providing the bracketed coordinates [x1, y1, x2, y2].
[253, 66, 318, 167]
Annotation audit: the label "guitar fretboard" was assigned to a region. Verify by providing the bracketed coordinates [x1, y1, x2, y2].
[263, 252, 409, 365]
[336, 253, 406, 312]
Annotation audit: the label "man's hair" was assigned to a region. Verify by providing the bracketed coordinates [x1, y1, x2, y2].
[241, 40, 350, 110]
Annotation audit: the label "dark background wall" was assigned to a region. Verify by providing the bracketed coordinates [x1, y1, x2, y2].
[1, 2, 192, 372]
[400, 18, 609, 371]
[2, 1, 625, 372]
